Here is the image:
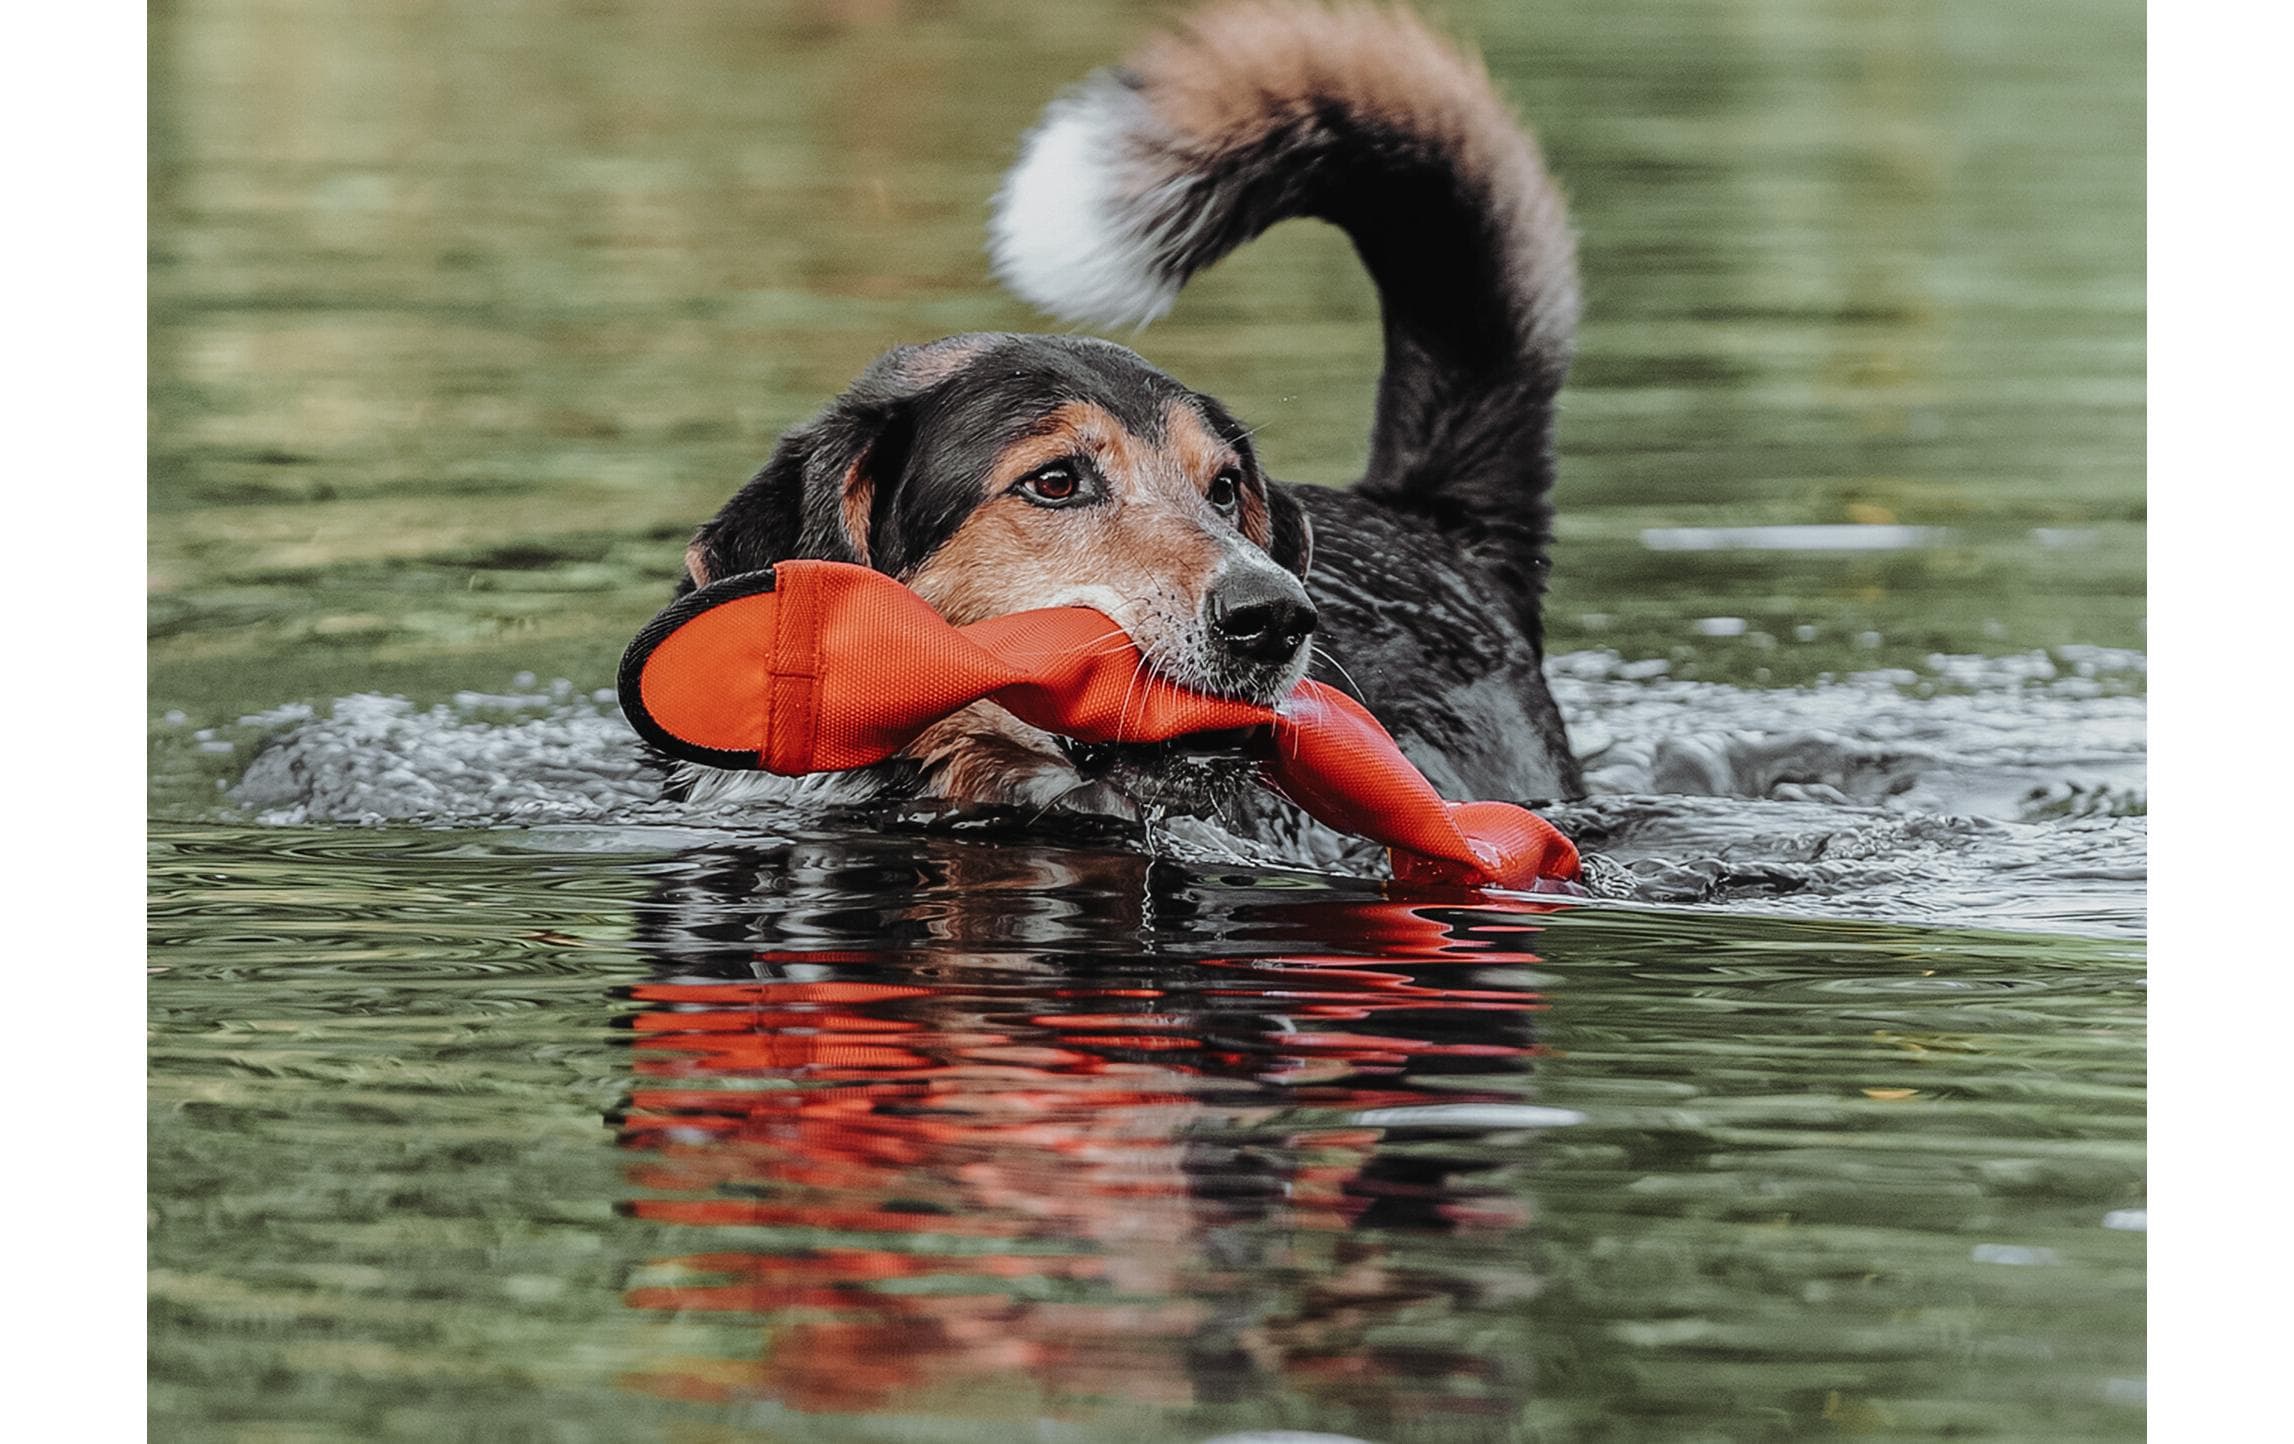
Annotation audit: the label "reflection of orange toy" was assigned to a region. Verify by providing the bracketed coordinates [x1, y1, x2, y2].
[613, 898, 1565, 1420]
[620, 559, 1580, 889]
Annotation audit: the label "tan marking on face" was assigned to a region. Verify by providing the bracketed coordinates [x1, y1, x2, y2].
[837, 457, 873, 566]
[898, 399, 1279, 807]
[1164, 401, 1268, 550]
[905, 400, 1230, 640]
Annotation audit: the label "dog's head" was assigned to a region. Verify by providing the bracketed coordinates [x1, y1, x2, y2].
[683, 333, 1316, 815]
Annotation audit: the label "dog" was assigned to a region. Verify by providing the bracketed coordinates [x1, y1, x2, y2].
[662, 1, 1583, 828]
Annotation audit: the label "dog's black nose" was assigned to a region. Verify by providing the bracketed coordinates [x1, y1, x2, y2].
[1209, 572, 1317, 664]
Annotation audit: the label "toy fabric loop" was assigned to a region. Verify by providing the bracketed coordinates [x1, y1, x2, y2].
[621, 560, 1579, 891]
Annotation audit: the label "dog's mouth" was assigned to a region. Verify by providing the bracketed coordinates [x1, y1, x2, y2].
[1053, 726, 1272, 814]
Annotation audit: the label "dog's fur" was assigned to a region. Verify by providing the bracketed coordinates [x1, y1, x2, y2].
[665, 1, 1583, 820]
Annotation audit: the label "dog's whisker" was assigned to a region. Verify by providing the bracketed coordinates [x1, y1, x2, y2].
[1138, 655, 1175, 820]
[1115, 649, 1152, 745]
[1311, 643, 1365, 699]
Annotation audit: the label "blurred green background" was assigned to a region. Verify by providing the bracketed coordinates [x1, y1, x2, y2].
[148, 0, 2142, 809]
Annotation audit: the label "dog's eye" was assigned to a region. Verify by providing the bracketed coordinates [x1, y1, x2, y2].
[1015, 462, 1088, 506]
[1208, 470, 1243, 512]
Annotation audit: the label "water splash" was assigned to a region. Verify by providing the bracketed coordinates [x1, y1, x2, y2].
[215, 647, 2146, 937]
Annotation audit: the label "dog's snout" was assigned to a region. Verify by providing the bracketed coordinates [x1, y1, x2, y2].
[1209, 571, 1317, 664]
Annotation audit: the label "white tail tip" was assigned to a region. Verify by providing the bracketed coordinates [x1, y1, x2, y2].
[988, 80, 1184, 328]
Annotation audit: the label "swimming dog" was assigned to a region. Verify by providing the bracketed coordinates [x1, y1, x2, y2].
[664, 1, 1582, 823]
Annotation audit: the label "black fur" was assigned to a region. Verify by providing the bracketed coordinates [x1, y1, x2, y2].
[1291, 485, 1579, 800]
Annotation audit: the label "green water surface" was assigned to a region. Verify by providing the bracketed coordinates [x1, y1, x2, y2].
[149, 1, 2144, 1437]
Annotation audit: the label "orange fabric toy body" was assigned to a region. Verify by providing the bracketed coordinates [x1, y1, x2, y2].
[621, 560, 1579, 892]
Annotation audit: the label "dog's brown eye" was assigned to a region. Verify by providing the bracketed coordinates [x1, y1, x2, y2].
[1208, 470, 1243, 511]
[1015, 462, 1086, 506]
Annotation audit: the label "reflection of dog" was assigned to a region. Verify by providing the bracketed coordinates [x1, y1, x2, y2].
[612, 830, 1563, 1417]
[666, 2, 1583, 821]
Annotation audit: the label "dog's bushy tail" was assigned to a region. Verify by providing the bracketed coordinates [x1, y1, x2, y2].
[989, 1, 1578, 615]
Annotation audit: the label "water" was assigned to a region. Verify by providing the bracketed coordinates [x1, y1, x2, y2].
[149, 0, 2143, 1436]
[152, 825, 2144, 1440]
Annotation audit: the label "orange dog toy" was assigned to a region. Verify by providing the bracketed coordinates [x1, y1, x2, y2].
[620, 560, 1579, 892]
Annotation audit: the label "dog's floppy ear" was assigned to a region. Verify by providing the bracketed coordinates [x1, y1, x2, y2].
[681, 337, 994, 591]
[1264, 481, 1315, 582]
[681, 402, 915, 591]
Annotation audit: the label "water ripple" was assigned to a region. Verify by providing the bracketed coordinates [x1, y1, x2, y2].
[202, 643, 2146, 939]
[151, 820, 2143, 1439]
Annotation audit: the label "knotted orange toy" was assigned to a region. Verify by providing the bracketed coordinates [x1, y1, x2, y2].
[619, 560, 1579, 892]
